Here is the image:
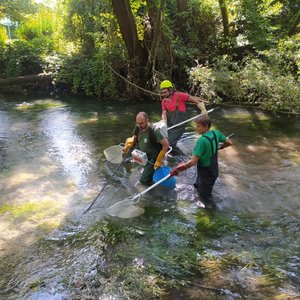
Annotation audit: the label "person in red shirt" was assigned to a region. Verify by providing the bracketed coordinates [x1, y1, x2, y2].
[160, 80, 207, 153]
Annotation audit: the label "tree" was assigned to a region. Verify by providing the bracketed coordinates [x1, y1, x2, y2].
[0, 0, 37, 22]
[288, 10, 300, 36]
[111, 0, 165, 94]
[60, 0, 105, 56]
[145, 0, 165, 82]
[111, 0, 145, 62]
[218, 0, 230, 39]
[176, 0, 188, 37]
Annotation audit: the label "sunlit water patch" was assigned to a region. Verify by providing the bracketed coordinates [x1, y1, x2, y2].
[40, 107, 94, 188]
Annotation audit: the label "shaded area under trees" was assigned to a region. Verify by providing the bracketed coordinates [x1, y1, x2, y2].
[0, 0, 299, 112]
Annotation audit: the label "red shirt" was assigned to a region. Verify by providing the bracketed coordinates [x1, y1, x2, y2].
[161, 92, 189, 112]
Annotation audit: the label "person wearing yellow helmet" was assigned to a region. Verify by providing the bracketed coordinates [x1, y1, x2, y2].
[159, 79, 207, 152]
[160, 80, 173, 90]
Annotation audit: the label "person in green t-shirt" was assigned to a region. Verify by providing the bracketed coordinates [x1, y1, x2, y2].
[170, 114, 233, 205]
[123, 112, 169, 185]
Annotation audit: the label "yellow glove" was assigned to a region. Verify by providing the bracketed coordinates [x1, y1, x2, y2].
[123, 136, 135, 153]
[154, 150, 166, 170]
[197, 101, 208, 114]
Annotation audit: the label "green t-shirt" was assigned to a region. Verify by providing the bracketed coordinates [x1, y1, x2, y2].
[138, 126, 164, 161]
[193, 130, 227, 167]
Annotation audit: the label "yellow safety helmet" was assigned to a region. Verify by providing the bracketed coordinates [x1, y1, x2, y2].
[160, 80, 173, 89]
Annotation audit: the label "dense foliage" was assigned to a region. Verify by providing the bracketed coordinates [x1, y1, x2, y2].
[189, 35, 300, 113]
[0, 0, 299, 112]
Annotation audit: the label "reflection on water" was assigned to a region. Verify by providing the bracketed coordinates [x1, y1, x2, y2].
[0, 97, 299, 299]
[0, 111, 9, 170]
[40, 107, 93, 187]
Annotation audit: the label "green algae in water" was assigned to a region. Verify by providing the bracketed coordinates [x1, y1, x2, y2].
[195, 210, 240, 237]
[70, 218, 204, 298]
[100, 223, 188, 298]
[221, 112, 271, 121]
[0, 200, 59, 219]
[78, 114, 121, 126]
[36, 221, 61, 234]
[14, 100, 64, 111]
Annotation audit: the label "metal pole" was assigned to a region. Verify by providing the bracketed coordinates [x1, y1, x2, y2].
[167, 108, 215, 131]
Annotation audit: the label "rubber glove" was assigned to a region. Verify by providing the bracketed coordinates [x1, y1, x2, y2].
[123, 136, 135, 153]
[154, 150, 166, 170]
[197, 101, 208, 114]
[170, 162, 187, 177]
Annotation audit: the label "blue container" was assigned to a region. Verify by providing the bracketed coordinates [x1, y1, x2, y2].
[153, 166, 176, 188]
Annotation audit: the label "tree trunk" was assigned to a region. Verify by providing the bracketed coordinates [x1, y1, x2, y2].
[111, 0, 148, 93]
[145, 0, 174, 81]
[177, 0, 188, 12]
[111, 0, 145, 62]
[176, 0, 188, 38]
[218, 0, 230, 38]
[145, 0, 164, 79]
[0, 74, 52, 86]
[288, 11, 300, 36]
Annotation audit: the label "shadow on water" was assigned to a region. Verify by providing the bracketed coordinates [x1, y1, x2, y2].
[0, 96, 299, 299]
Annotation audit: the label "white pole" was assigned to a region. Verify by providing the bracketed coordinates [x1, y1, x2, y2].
[131, 174, 171, 201]
[167, 108, 215, 131]
[7, 24, 11, 39]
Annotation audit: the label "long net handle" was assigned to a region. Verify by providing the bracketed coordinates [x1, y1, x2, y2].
[84, 150, 131, 213]
[131, 173, 171, 202]
[167, 108, 215, 131]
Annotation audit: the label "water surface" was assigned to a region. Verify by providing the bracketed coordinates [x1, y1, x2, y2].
[0, 95, 299, 299]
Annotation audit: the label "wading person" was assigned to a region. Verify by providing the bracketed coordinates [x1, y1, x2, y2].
[160, 80, 208, 153]
[170, 114, 232, 206]
[123, 112, 169, 185]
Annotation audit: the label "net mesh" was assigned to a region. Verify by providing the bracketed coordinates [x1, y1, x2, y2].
[105, 194, 141, 217]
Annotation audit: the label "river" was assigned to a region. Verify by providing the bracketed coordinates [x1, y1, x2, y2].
[0, 95, 299, 299]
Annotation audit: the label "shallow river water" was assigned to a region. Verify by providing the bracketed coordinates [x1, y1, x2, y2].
[0, 95, 299, 299]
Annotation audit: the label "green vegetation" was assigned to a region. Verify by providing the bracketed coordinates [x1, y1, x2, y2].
[43, 209, 297, 299]
[102, 212, 239, 295]
[189, 39, 300, 113]
[0, 0, 299, 111]
[0, 200, 59, 220]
